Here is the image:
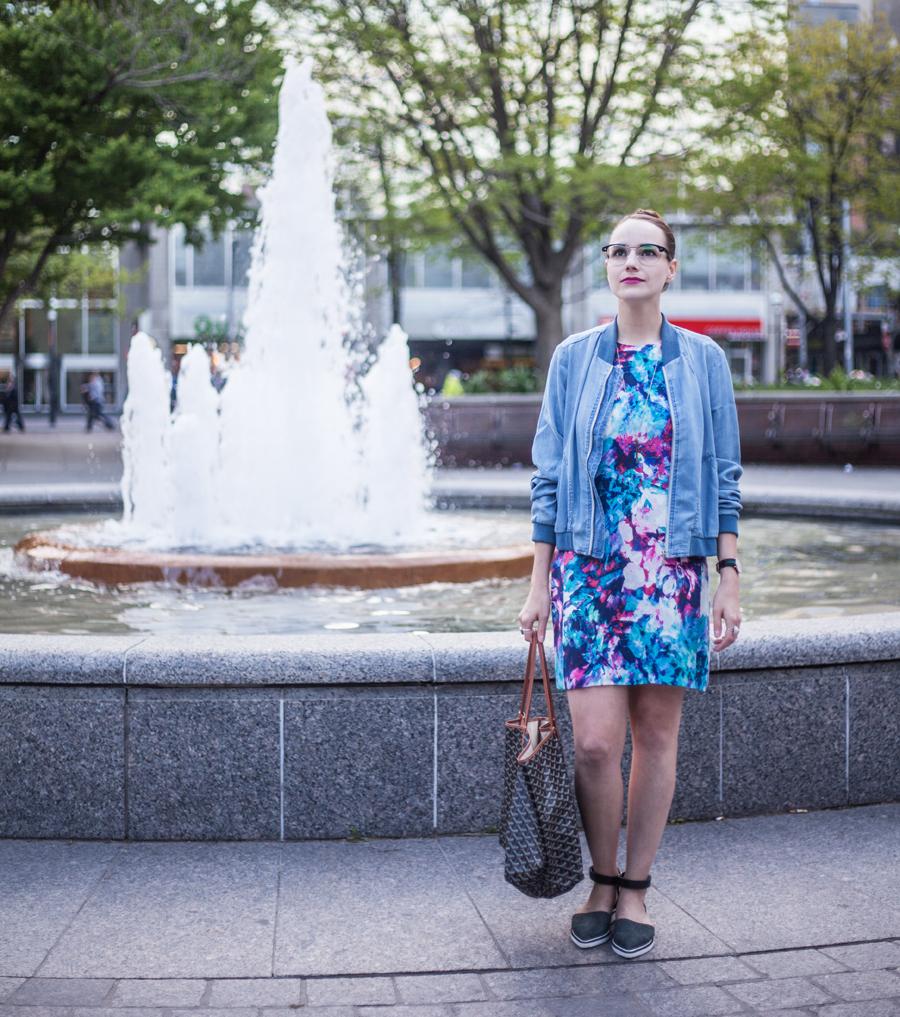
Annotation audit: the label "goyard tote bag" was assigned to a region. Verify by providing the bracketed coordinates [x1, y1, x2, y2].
[499, 635, 583, 898]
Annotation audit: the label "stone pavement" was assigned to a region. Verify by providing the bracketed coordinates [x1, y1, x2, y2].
[2, 417, 899, 522]
[3, 805, 900, 1014]
[432, 467, 900, 524]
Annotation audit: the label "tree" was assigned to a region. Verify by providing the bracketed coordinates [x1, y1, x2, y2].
[697, 16, 900, 373]
[287, 0, 764, 369]
[0, 0, 281, 338]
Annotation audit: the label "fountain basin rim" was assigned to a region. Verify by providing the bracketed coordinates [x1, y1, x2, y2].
[14, 530, 535, 589]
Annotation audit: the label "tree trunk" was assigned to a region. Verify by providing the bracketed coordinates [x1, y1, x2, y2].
[530, 290, 566, 373]
[822, 309, 838, 375]
[387, 245, 403, 326]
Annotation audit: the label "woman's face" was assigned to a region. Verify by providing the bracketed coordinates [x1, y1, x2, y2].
[605, 219, 677, 303]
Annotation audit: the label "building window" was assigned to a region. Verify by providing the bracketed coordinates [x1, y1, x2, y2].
[66, 370, 114, 407]
[174, 227, 189, 286]
[591, 244, 609, 289]
[24, 308, 50, 355]
[88, 309, 115, 354]
[460, 250, 492, 288]
[714, 234, 747, 291]
[0, 315, 15, 355]
[750, 246, 762, 290]
[796, 2, 859, 25]
[56, 308, 83, 355]
[193, 234, 225, 287]
[863, 286, 887, 311]
[232, 232, 253, 288]
[680, 229, 710, 290]
[423, 248, 453, 288]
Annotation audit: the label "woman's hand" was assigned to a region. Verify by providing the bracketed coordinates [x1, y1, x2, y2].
[712, 568, 741, 652]
[518, 586, 550, 643]
[518, 542, 555, 643]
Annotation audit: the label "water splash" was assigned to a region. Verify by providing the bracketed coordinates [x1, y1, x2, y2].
[115, 59, 430, 551]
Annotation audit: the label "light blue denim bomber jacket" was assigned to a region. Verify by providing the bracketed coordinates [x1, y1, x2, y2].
[531, 315, 742, 559]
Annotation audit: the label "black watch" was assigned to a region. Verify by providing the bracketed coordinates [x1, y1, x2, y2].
[715, 558, 742, 575]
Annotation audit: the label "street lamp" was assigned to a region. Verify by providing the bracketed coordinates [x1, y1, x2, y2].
[47, 298, 59, 425]
[768, 291, 783, 386]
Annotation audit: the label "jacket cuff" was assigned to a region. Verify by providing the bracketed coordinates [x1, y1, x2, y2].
[532, 523, 557, 545]
[718, 513, 739, 536]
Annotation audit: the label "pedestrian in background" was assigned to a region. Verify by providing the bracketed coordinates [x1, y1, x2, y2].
[84, 371, 115, 431]
[518, 208, 742, 959]
[2, 376, 25, 432]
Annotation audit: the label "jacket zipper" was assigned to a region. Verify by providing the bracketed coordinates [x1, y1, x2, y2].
[585, 368, 612, 557]
[662, 364, 675, 559]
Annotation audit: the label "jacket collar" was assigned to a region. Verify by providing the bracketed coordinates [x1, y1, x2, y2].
[597, 314, 682, 366]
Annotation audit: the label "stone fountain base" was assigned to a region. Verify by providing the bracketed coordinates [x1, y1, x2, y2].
[14, 530, 534, 589]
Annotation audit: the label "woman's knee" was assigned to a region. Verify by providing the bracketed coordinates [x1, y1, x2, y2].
[630, 714, 681, 759]
[575, 730, 625, 770]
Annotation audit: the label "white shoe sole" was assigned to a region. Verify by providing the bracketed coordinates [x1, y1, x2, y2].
[611, 936, 655, 959]
[570, 909, 615, 950]
[570, 930, 612, 949]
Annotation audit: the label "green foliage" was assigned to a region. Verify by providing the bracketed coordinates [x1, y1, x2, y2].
[0, 0, 281, 330]
[282, 0, 771, 366]
[741, 371, 898, 392]
[695, 16, 900, 372]
[194, 315, 230, 343]
[464, 366, 543, 394]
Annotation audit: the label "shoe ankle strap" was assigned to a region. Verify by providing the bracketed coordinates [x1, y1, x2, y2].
[588, 867, 619, 886]
[618, 874, 651, 891]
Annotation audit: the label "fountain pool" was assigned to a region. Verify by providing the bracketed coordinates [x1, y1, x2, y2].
[3, 512, 899, 635]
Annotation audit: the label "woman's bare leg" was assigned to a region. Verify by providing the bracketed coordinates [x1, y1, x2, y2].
[616, 684, 685, 924]
[568, 685, 629, 914]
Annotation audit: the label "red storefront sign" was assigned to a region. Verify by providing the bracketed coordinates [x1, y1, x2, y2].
[667, 318, 763, 341]
[597, 316, 764, 341]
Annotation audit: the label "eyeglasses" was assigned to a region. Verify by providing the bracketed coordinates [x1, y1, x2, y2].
[602, 244, 671, 262]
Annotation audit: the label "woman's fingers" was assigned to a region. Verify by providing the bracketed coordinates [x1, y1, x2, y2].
[713, 608, 742, 651]
[519, 590, 551, 643]
[712, 601, 724, 638]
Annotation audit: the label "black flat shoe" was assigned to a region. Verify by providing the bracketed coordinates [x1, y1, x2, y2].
[570, 868, 618, 949]
[611, 874, 655, 959]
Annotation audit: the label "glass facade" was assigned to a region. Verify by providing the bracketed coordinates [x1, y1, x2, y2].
[0, 315, 15, 355]
[232, 232, 254, 287]
[24, 308, 50, 354]
[404, 249, 498, 289]
[66, 370, 115, 407]
[460, 251, 492, 288]
[56, 308, 82, 355]
[423, 249, 453, 288]
[193, 235, 226, 286]
[173, 226, 252, 289]
[679, 230, 711, 290]
[714, 235, 747, 291]
[174, 230, 188, 286]
[88, 309, 116, 354]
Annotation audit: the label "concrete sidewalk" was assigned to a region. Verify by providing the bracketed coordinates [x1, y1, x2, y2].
[2, 447, 899, 522]
[2, 805, 900, 1014]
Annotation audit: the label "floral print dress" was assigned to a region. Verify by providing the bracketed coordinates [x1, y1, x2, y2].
[550, 342, 710, 691]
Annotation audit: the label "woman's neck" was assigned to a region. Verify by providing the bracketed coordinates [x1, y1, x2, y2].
[616, 302, 663, 346]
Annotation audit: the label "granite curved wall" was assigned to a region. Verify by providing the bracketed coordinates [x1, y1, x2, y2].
[0, 613, 898, 841]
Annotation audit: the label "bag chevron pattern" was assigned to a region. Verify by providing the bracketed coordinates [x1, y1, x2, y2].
[499, 639, 584, 899]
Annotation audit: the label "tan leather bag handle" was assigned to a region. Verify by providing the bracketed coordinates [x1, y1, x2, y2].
[518, 634, 558, 734]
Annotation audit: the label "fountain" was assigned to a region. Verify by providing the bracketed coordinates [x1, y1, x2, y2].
[15, 59, 532, 588]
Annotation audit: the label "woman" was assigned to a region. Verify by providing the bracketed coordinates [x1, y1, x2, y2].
[518, 208, 742, 959]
